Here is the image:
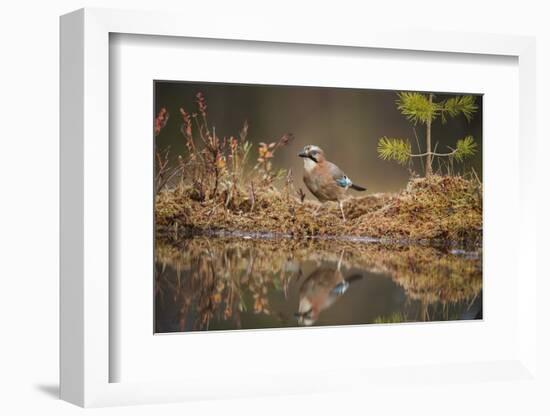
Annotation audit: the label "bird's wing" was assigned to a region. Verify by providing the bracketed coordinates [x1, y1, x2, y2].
[330, 280, 350, 296]
[327, 162, 352, 188]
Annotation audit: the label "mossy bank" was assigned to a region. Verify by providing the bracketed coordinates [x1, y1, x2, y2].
[156, 174, 482, 248]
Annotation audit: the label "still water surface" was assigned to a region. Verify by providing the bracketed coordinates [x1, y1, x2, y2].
[155, 237, 482, 333]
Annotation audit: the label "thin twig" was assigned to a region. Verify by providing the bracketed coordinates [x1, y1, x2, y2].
[412, 127, 425, 173]
[471, 167, 482, 186]
[410, 149, 457, 158]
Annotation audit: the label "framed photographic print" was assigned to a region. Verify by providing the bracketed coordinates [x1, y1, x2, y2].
[153, 81, 483, 333]
[60, 7, 539, 408]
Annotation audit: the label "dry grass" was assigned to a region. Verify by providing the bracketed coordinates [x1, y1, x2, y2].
[347, 174, 483, 245]
[156, 174, 482, 247]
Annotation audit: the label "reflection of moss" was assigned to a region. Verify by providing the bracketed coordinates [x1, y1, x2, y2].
[358, 244, 482, 304]
[373, 313, 408, 324]
[156, 237, 482, 313]
[156, 175, 481, 247]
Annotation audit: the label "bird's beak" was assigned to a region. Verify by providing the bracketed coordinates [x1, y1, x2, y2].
[298, 151, 307, 158]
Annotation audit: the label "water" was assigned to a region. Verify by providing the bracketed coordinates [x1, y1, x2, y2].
[154, 237, 482, 333]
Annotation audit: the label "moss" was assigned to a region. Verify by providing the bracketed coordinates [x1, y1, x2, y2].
[349, 175, 482, 246]
[156, 175, 482, 247]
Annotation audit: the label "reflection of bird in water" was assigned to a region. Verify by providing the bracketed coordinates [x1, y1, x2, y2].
[295, 253, 362, 326]
[298, 145, 367, 221]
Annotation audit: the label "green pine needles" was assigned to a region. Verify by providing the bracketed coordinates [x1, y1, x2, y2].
[396, 92, 438, 124]
[440, 95, 478, 123]
[377, 137, 412, 165]
[454, 135, 477, 162]
[378, 92, 479, 176]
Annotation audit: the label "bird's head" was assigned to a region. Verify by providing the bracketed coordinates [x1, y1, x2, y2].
[298, 145, 325, 163]
[295, 298, 318, 326]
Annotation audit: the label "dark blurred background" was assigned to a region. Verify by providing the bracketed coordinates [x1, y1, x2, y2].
[155, 81, 482, 193]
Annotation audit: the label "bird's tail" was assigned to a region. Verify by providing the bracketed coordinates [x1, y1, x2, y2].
[351, 183, 367, 191]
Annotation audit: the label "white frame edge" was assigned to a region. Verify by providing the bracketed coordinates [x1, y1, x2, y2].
[60, 7, 537, 407]
[60, 9, 85, 406]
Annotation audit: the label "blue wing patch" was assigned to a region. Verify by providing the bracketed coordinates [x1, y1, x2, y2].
[335, 176, 352, 188]
[330, 281, 350, 296]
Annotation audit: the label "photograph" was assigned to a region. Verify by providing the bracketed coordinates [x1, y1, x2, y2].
[154, 81, 483, 333]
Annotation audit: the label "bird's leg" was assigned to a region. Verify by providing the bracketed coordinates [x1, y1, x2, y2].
[337, 249, 345, 272]
[313, 202, 323, 215]
[339, 200, 346, 222]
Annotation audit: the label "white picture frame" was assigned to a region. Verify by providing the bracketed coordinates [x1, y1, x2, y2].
[60, 7, 538, 407]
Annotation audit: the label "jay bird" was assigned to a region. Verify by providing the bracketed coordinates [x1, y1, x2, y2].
[295, 252, 362, 326]
[298, 145, 366, 221]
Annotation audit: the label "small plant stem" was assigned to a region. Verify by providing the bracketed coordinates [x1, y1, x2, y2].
[192, 115, 208, 147]
[409, 149, 457, 158]
[425, 93, 433, 177]
[413, 127, 424, 174]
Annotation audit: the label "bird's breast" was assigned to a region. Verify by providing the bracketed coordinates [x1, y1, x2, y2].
[303, 158, 317, 173]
